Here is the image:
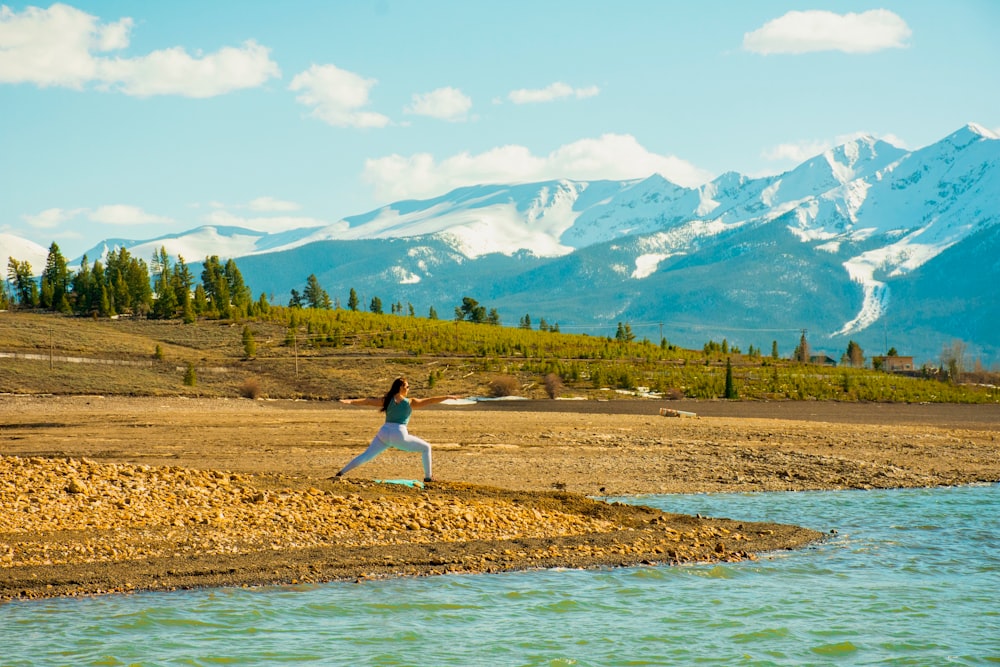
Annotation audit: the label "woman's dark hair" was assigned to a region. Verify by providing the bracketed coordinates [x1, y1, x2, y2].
[381, 377, 407, 412]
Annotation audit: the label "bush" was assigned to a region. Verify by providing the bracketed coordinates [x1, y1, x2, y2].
[490, 375, 520, 397]
[240, 377, 262, 399]
[544, 373, 563, 399]
[183, 363, 197, 387]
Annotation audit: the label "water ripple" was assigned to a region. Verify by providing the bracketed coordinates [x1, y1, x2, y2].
[1, 485, 997, 665]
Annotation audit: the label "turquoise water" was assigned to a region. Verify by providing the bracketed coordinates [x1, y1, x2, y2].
[2, 485, 997, 666]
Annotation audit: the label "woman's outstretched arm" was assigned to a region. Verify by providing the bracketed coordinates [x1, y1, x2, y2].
[409, 395, 461, 409]
[339, 397, 382, 407]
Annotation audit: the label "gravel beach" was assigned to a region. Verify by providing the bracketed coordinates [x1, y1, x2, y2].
[2, 396, 997, 601]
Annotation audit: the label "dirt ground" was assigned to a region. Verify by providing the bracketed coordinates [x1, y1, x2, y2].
[2, 396, 998, 601]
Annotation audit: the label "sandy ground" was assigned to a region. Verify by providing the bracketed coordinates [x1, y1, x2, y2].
[2, 396, 998, 601]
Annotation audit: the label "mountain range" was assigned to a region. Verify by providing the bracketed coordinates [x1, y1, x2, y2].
[3, 123, 998, 366]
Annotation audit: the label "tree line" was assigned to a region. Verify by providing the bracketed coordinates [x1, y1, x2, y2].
[3, 243, 266, 320]
[4, 244, 924, 373]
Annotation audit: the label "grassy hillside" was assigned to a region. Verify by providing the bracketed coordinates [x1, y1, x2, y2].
[0, 310, 996, 403]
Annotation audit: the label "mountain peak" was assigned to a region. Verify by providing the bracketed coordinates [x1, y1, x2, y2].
[965, 122, 999, 140]
[941, 122, 999, 149]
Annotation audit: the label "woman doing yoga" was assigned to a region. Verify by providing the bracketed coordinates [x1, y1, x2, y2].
[335, 377, 459, 483]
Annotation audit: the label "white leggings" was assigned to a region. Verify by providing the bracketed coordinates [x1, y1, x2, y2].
[338, 422, 432, 479]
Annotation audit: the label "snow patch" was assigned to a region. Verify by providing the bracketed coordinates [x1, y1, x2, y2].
[631, 253, 673, 279]
[389, 267, 421, 284]
[760, 180, 781, 207]
[826, 151, 855, 184]
[696, 182, 720, 216]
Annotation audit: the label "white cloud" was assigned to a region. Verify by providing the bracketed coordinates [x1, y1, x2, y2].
[23, 207, 85, 229]
[248, 196, 301, 212]
[289, 64, 390, 128]
[508, 82, 600, 104]
[404, 86, 472, 121]
[762, 139, 834, 163]
[203, 209, 328, 233]
[99, 40, 280, 98]
[0, 4, 279, 96]
[743, 10, 911, 55]
[89, 204, 173, 225]
[362, 134, 711, 202]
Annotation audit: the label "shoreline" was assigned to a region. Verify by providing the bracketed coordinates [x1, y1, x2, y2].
[1, 456, 823, 602]
[3, 396, 998, 602]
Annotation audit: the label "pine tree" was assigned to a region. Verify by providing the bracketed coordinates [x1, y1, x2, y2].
[242, 325, 256, 359]
[183, 362, 197, 387]
[845, 340, 865, 368]
[192, 284, 208, 315]
[724, 358, 738, 399]
[71, 255, 93, 315]
[370, 296, 383, 314]
[457, 296, 487, 323]
[304, 274, 327, 309]
[201, 255, 226, 317]
[224, 258, 251, 317]
[99, 285, 112, 317]
[17, 260, 38, 307]
[793, 333, 810, 363]
[171, 256, 194, 314]
[347, 288, 359, 312]
[40, 242, 71, 312]
[151, 248, 177, 320]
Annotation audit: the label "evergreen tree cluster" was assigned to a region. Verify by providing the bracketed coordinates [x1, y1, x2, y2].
[3, 244, 267, 321]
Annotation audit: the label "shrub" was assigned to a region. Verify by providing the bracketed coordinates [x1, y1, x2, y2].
[183, 363, 197, 387]
[544, 373, 563, 399]
[490, 375, 520, 397]
[240, 377, 262, 399]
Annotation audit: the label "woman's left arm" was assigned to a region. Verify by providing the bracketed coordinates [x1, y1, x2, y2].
[409, 395, 461, 409]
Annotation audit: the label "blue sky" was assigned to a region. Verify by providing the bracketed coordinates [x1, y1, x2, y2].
[2, 0, 999, 258]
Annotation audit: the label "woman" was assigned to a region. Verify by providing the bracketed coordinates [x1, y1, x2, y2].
[335, 377, 460, 483]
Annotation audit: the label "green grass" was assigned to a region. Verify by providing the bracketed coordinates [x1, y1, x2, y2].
[1, 309, 996, 403]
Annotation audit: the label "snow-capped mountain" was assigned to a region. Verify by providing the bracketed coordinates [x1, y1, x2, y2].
[0, 233, 49, 279]
[4, 123, 998, 363]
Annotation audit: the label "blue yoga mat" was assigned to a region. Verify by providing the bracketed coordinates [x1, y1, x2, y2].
[375, 479, 424, 488]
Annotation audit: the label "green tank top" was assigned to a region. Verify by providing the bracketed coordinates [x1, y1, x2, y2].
[385, 397, 412, 425]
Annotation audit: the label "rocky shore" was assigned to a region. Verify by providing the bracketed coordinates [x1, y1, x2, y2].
[0, 454, 817, 601]
[2, 396, 997, 601]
